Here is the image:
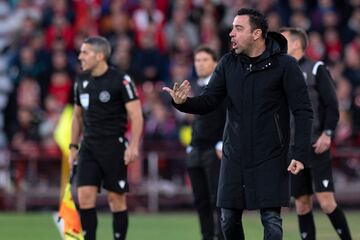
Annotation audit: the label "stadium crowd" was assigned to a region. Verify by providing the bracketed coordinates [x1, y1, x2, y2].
[0, 0, 359, 202]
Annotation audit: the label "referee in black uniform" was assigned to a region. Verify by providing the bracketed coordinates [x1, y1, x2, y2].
[186, 46, 226, 240]
[69, 36, 143, 240]
[281, 28, 352, 240]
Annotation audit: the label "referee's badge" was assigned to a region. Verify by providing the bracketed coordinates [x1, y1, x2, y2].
[99, 90, 111, 102]
[80, 93, 89, 109]
[322, 179, 329, 188]
[118, 180, 126, 189]
[83, 80, 89, 88]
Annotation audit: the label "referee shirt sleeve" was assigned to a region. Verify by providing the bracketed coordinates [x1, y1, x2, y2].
[121, 74, 139, 103]
[315, 64, 339, 131]
[73, 79, 81, 106]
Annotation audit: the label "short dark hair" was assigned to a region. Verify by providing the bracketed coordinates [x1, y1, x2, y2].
[83, 36, 111, 59]
[279, 27, 308, 50]
[194, 45, 218, 61]
[237, 8, 268, 38]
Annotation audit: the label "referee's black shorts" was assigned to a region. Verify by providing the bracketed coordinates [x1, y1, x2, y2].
[77, 136, 129, 193]
[291, 148, 334, 198]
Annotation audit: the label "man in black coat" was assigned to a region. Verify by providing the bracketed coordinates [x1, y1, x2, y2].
[163, 8, 313, 240]
[280, 27, 352, 240]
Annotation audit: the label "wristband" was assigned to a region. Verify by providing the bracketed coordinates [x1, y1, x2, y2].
[69, 143, 79, 150]
[323, 129, 333, 137]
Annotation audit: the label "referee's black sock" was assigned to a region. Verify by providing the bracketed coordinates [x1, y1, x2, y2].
[112, 210, 128, 240]
[327, 206, 352, 240]
[79, 208, 97, 240]
[298, 211, 316, 240]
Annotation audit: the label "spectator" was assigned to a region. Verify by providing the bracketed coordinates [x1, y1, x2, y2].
[132, 23, 168, 83]
[311, 0, 336, 31]
[102, 10, 135, 49]
[16, 76, 41, 109]
[111, 35, 136, 77]
[199, 14, 221, 54]
[9, 46, 46, 86]
[41, 0, 74, 28]
[133, 0, 164, 32]
[323, 28, 342, 62]
[289, 10, 311, 31]
[39, 95, 61, 158]
[306, 31, 326, 61]
[11, 107, 41, 159]
[341, 8, 360, 44]
[48, 71, 72, 106]
[145, 100, 178, 141]
[164, 7, 199, 49]
[267, 11, 283, 32]
[45, 14, 75, 51]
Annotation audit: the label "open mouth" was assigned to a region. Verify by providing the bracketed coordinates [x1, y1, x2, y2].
[231, 41, 237, 49]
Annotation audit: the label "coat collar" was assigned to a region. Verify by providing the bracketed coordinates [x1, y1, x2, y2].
[233, 32, 287, 65]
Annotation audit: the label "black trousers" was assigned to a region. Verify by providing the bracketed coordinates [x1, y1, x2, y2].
[187, 147, 223, 240]
[220, 207, 283, 240]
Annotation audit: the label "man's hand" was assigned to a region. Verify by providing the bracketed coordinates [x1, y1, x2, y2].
[313, 132, 331, 154]
[124, 144, 139, 165]
[287, 159, 304, 175]
[215, 141, 223, 160]
[162, 80, 191, 104]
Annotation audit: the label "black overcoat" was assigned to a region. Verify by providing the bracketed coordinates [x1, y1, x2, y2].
[174, 32, 313, 209]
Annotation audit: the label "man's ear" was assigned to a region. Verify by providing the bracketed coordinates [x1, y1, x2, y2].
[253, 29, 262, 40]
[295, 39, 302, 49]
[96, 52, 105, 61]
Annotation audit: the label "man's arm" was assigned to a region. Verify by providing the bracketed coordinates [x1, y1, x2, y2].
[69, 105, 83, 166]
[312, 65, 339, 153]
[283, 57, 313, 171]
[163, 57, 227, 115]
[124, 99, 143, 165]
[316, 64, 339, 130]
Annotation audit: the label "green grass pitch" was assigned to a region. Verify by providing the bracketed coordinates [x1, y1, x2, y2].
[0, 211, 359, 239]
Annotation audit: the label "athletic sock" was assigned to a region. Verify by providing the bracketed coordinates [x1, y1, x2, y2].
[298, 211, 316, 240]
[79, 208, 97, 240]
[327, 207, 352, 240]
[112, 210, 128, 240]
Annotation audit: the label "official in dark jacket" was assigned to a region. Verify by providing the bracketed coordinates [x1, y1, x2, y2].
[163, 8, 313, 240]
[187, 46, 226, 240]
[281, 27, 352, 240]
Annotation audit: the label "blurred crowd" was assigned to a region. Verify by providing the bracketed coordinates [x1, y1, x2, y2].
[0, 0, 359, 191]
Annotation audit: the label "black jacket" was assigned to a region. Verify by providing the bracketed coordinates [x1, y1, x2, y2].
[174, 32, 313, 209]
[190, 80, 226, 149]
[298, 57, 339, 142]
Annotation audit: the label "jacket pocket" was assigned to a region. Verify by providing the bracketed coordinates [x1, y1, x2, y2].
[273, 113, 284, 147]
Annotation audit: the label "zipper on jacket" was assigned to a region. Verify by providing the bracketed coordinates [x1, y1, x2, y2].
[247, 64, 252, 71]
[274, 113, 284, 147]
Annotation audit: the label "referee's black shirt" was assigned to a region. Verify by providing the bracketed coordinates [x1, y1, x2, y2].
[74, 66, 138, 138]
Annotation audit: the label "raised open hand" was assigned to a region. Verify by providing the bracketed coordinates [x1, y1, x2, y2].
[162, 80, 191, 104]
